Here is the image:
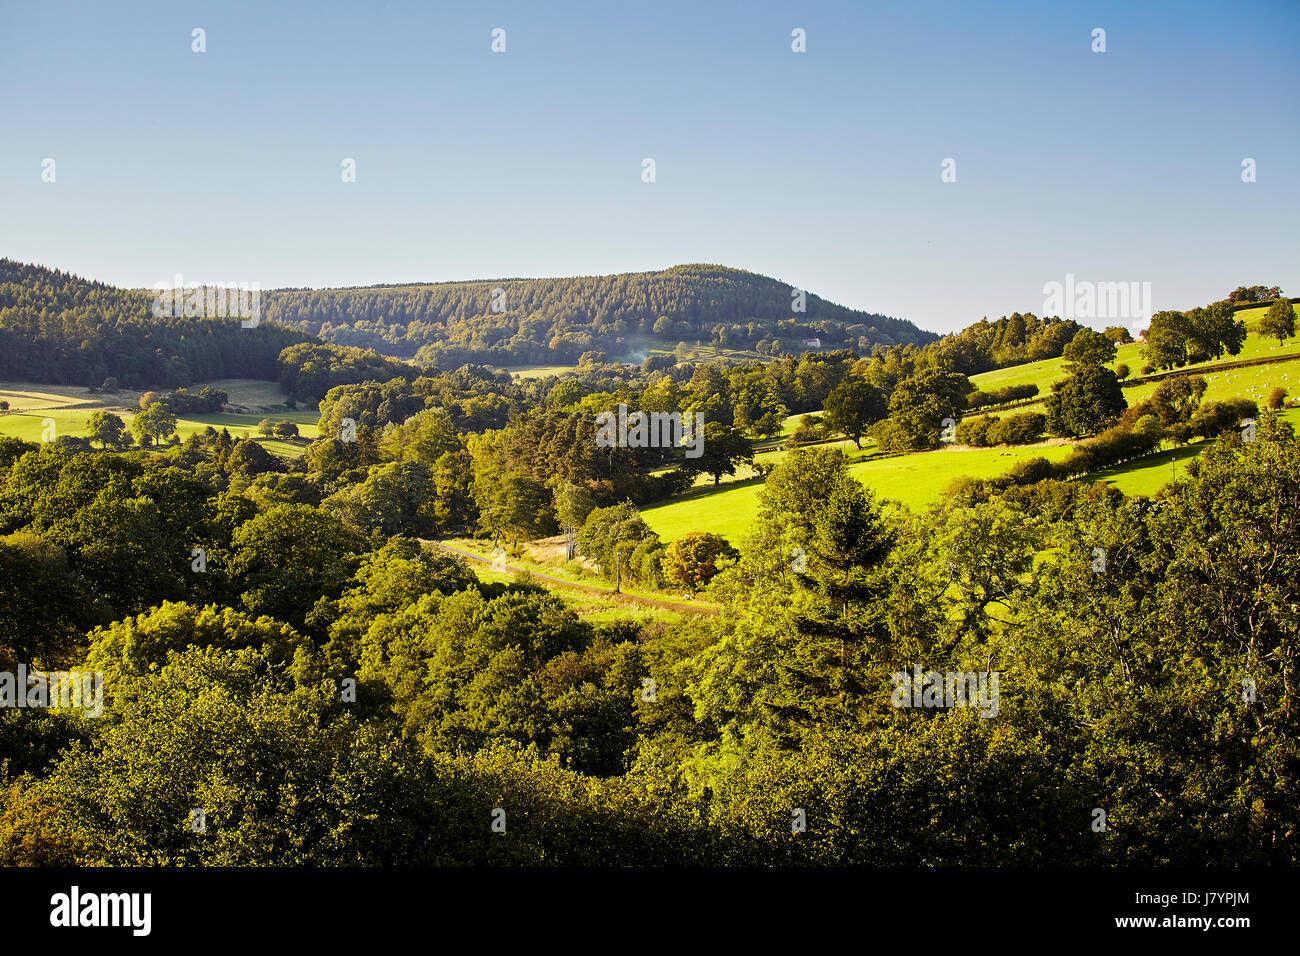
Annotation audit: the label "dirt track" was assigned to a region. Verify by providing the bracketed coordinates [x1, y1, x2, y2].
[431, 541, 719, 616]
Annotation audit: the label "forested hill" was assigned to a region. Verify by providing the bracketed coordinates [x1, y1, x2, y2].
[0, 259, 309, 389]
[260, 264, 934, 367]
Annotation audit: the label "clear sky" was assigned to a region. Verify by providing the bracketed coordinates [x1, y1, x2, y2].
[2, 0, 1297, 334]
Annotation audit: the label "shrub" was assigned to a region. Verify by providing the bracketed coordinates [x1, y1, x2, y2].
[868, 419, 912, 453]
[965, 383, 1039, 411]
[996, 456, 1057, 487]
[662, 532, 737, 591]
[956, 415, 997, 447]
[628, 535, 665, 588]
[987, 412, 1045, 446]
[1268, 387, 1288, 410]
[790, 414, 826, 445]
[1186, 403, 1233, 440]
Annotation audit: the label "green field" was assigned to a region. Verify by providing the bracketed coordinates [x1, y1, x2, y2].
[968, 304, 1300, 399]
[641, 480, 766, 544]
[461, 561, 686, 624]
[1122, 361, 1297, 408]
[643, 442, 1076, 544]
[0, 380, 319, 457]
[441, 537, 708, 621]
[1088, 405, 1300, 497]
[202, 378, 306, 412]
[498, 364, 577, 380]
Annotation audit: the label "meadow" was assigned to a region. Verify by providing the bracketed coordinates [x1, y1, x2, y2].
[967, 303, 1300, 398]
[1088, 405, 1300, 497]
[643, 442, 1076, 544]
[0, 379, 320, 458]
[439, 536, 713, 618]
[646, 313, 1300, 546]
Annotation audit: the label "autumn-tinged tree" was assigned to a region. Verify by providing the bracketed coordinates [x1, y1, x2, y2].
[662, 532, 737, 590]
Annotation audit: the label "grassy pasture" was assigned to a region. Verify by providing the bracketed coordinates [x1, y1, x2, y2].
[0, 380, 318, 456]
[968, 306, 1300, 398]
[498, 364, 576, 380]
[643, 442, 1076, 544]
[201, 378, 302, 412]
[462, 560, 686, 624]
[1121, 361, 1298, 408]
[1088, 406, 1300, 497]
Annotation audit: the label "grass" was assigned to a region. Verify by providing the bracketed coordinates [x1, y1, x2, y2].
[462, 561, 686, 624]
[443, 537, 702, 623]
[1086, 441, 1212, 497]
[641, 481, 766, 545]
[497, 364, 576, 380]
[968, 307, 1300, 399]
[643, 442, 1077, 544]
[441, 537, 720, 611]
[201, 378, 303, 412]
[848, 442, 1074, 502]
[1087, 406, 1300, 497]
[644, 394, 1297, 545]
[0, 384, 95, 410]
[0, 380, 319, 456]
[1121, 356, 1298, 408]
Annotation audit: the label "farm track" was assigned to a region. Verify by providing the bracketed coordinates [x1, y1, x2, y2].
[430, 541, 719, 616]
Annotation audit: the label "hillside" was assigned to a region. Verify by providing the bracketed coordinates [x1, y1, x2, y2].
[259, 264, 935, 367]
[0, 259, 307, 390]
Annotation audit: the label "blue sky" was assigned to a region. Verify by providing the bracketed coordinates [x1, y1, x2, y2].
[2, 0, 1297, 334]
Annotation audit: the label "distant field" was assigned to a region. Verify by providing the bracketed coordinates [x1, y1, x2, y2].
[462, 560, 685, 624]
[0, 380, 318, 456]
[0, 383, 98, 410]
[969, 307, 1300, 399]
[848, 442, 1074, 503]
[201, 378, 301, 412]
[499, 364, 576, 380]
[757, 436, 863, 468]
[443, 537, 701, 622]
[641, 480, 765, 545]
[1122, 360, 1298, 408]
